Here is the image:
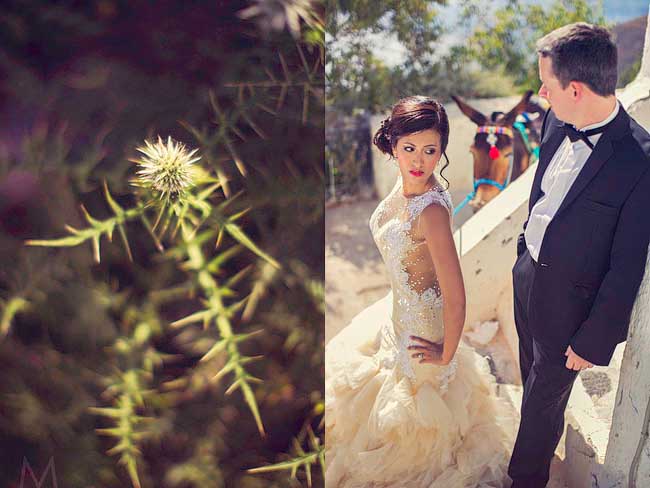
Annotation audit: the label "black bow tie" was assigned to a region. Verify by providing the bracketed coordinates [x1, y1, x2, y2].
[563, 123, 607, 150]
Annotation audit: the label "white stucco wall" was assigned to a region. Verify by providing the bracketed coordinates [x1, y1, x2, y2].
[596, 122, 650, 488]
[453, 164, 535, 358]
[593, 263, 650, 487]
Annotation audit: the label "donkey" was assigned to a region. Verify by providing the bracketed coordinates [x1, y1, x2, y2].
[451, 90, 547, 211]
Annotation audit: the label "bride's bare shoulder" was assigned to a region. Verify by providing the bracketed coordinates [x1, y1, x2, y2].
[412, 196, 452, 239]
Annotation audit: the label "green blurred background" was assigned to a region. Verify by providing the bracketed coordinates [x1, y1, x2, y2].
[0, 1, 324, 487]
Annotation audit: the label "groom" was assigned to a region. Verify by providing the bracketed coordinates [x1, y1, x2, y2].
[509, 23, 650, 487]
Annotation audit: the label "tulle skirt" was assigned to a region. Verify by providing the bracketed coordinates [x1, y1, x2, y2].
[325, 292, 517, 488]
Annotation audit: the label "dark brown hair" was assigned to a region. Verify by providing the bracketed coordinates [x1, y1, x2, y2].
[536, 22, 617, 96]
[373, 96, 451, 188]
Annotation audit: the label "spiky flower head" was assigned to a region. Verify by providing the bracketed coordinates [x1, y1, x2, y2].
[131, 136, 200, 201]
[238, 0, 324, 40]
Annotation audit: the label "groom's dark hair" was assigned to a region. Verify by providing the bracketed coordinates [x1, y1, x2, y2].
[536, 22, 617, 97]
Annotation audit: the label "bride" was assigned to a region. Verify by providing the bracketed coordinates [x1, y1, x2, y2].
[325, 96, 516, 487]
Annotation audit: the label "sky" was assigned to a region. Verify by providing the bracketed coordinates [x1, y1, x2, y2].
[604, 0, 649, 21]
[329, 0, 650, 69]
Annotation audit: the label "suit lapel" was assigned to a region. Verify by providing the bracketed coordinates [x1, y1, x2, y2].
[529, 117, 565, 211]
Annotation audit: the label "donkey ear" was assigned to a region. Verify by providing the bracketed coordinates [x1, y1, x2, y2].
[451, 95, 487, 126]
[502, 90, 534, 126]
[525, 98, 547, 118]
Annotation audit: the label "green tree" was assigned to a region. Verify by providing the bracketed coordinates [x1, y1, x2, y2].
[326, 0, 443, 57]
[466, 0, 606, 90]
[326, 1, 524, 115]
[326, 0, 449, 114]
[326, 41, 395, 113]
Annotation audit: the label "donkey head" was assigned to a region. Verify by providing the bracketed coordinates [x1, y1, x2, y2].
[451, 91, 534, 210]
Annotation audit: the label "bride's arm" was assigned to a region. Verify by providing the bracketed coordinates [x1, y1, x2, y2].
[419, 204, 466, 364]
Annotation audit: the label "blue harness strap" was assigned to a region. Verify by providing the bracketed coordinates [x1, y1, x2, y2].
[452, 192, 475, 216]
[452, 178, 507, 216]
[474, 177, 507, 191]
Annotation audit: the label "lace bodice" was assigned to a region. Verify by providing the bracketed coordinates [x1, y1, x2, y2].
[369, 174, 454, 379]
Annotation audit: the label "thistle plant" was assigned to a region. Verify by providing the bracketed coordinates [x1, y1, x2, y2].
[25, 136, 280, 485]
[131, 136, 200, 206]
[238, 0, 325, 42]
[4, 3, 324, 486]
[247, 407, 324, 487]
[0, 296, 29, 339]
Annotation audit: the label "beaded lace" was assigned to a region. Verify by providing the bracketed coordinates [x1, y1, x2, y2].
[369, 174, 457, 386]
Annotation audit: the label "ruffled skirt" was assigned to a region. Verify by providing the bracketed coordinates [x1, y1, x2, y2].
[325, 292, 517, 487]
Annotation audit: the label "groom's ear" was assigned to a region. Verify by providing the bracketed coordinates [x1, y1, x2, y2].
[451, 95, 487, 126]
[502, 90, 534, 126]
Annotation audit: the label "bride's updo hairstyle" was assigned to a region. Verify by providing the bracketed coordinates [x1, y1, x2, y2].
[373, 96, 451, 188]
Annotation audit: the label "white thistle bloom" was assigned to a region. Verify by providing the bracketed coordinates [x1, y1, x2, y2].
[132, 136, 201, 199]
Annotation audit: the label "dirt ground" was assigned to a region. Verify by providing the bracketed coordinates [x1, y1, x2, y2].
[325, 197, 386, 344]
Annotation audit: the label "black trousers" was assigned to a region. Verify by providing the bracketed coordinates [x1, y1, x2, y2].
[507, 249, 579, 488]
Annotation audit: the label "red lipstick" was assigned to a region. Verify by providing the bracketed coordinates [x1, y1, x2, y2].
[409, 170, 424, 177]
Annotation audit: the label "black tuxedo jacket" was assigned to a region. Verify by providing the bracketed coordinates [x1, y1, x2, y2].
[516, 105, 650, 365]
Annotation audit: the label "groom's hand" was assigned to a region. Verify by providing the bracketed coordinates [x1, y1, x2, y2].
[565, 345, 593, 371]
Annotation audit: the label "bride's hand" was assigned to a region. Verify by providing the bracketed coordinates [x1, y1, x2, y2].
[408, 335, 451, 365]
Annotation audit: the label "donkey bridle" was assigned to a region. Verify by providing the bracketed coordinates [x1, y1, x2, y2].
[452, 121, 537, 216]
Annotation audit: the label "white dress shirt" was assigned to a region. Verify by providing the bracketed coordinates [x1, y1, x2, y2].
[525, 101, 620, 262]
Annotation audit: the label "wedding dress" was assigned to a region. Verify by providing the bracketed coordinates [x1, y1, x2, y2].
[325, 174, 516, 488]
